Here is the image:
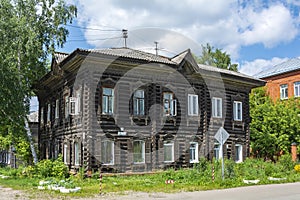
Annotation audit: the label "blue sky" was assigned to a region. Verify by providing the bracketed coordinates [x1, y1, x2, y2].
[58, 0, 300, 76]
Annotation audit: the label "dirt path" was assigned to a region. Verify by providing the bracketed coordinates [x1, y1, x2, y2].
[1, 182, 300, 200]
[0, 185, 30, 200]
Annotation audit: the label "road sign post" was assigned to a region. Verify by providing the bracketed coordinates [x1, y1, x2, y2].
[214, 127, 230, 180]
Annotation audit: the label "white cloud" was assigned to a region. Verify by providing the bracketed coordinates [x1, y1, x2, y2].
[66, 0, 300, 74]
[239, 4, 298, 48]
[239, 57, 289, 76]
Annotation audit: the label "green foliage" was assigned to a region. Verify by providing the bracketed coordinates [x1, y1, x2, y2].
[36, 155, 69, 178]
[250, 87, 300, 159]
[195, 43, 238, 71]
[0, 158, 300, 197]
[0, 0, 77, 164]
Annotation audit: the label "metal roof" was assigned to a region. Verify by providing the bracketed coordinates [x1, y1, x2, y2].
[197, 64, 263, 82]
[78, 48, 176, 65]
[256, 58, 300, 78]
[52, 47, 263, 85]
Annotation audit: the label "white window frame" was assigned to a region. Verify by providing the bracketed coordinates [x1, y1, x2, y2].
[133, 90, 145, 116]
[102, 88, 114, 115]
[74, 142, 80, 165]
[280, 84, 288, 100]
[55, 99, 59, 119]
[164, 141, 174, 163]
[40, 107, 44, 125]
[212, 97, 222, 118]
[294, 82, 300, 97]
[63, 144, 68, 164]
[214, 143, 223, 160]
[64, 96, 69, 118]
[188, 94, 199, 116]
[101, 140, 114, 165]
[233, 101, 242, 121]
[235, 144, 243, 163]
[189, 142, 199, 163]
[133, 140, 145, 164]
[69, 97, 79, 115]
[47, 103, 51, 122]
[163, 93, 177, 116]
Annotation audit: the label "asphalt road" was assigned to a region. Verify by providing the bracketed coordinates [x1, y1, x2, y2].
[103, 182, 300, 200]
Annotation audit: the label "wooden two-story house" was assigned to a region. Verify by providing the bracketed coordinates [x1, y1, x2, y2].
[35, 48, 264, 172]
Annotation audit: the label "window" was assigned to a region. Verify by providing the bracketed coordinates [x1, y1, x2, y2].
[63, 144, 68, 164]
[133, 140, 145, 163]
[102, 88, 114, 115]
[280, 84, 288, 99]
[74, 142, 80, 165]
[47, 103, 51, 122]
[164, 141, 174, 162]
[212, 97, 222, 118]
[101, 140, 114, 165]
[188, 94, 198, 116]
[214, 143, 222, 160]
[133, 90, 145, 116]
[294, 82, 300, 97]
[64, 96, 69, 118]
[40, 107, 44, 125]
[163, 93, 177, 116]
[235, 144, 243, 163]
[189, 142, 199, 163]
[233, 101, 242, 121]
[69, 97, 79, 115]
[55, 99, 59, 119]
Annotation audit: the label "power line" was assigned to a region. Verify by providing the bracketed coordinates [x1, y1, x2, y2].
[67, 36, 122, 42]
[66, 24, 121, 32]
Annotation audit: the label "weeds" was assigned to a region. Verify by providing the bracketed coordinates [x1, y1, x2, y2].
[0, 157, 299, 198]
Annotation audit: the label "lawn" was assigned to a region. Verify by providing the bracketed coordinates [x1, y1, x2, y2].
[0, 157, 299, 198]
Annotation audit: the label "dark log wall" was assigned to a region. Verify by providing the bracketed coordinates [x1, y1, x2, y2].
[38, 55, 255, 173]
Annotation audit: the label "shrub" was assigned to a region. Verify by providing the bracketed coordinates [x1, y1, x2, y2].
[36, 155, 68, 178]
[277, 154, 295, 172]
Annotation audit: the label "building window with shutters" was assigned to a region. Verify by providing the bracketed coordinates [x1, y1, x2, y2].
[233, 101, 242, 121]
[212, 97, 222, 118]
[235, 144, 243, 163]
[102, 87, 114, 115]
[47, 103, 51, 123]
[63, 144, 68, 164]
[189, 142, 199, 163]
[101, 140, 114, 165]
[64, 96, 69, 118]
[55, 99, 59, 119]
[133, 90, 145, 116]
[133, 140, 145, 163]
[188, 94, 198, 116]
[163, 93, 177, 116]
[40, 107, 44, 125]
[214, 143, 222, 160]
[164, 141, 174, 162]
[74, 142, 80, 166]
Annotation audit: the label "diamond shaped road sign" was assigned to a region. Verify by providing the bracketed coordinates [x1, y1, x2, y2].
[214, 127, 230, 145]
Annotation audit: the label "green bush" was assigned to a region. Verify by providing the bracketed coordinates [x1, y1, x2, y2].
[277, 154, 295, 172]
[35, 155, 68, 178]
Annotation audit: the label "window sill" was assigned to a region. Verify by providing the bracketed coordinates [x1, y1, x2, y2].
[133, 162, 145, 165]
[102, 163, 114, 166]
[190, 160, 199, 164]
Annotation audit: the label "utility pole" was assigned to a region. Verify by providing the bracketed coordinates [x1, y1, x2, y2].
[154, 41, 158, 55]
[122, 29, 128, 48]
